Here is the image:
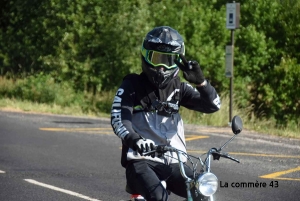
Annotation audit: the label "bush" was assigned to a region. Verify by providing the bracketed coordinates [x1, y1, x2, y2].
[0, 0, 299, 127]
[0, 74, 85, 107]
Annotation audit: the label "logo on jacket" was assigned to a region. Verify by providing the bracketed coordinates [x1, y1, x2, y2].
[111, 88, 129, 139]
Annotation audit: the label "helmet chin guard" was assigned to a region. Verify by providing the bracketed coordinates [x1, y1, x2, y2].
[142, 57, 179, 89]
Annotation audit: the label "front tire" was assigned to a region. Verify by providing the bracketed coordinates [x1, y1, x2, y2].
[207, 195, 214, 201]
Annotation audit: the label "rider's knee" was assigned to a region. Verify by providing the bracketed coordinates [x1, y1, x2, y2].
[148, 182, 168, 201]
[149, 189, 168, 201]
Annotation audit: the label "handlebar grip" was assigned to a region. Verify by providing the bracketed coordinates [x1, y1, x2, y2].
[221, 152, 240, 163]
[141, 145, 177, 156]
[212, 151, 240, 163]
[226, 155, 240, 163]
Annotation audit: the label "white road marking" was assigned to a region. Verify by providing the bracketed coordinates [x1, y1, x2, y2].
[24, 179, 102, 201]
[0, 170, 5, 173]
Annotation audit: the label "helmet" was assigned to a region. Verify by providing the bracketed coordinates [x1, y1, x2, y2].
[141, 26, 185, 89]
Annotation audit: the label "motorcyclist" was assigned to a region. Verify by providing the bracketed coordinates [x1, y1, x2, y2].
[111, 26, 221, 201]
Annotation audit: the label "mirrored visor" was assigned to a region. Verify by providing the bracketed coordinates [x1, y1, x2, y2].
[147, 51, 179, 69]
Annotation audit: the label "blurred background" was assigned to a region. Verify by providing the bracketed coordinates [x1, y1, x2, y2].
[0, 0, 299, 137]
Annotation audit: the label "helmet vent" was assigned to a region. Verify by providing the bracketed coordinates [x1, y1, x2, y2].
[168, 40, 180, 47]
[157, 45, 172, 52]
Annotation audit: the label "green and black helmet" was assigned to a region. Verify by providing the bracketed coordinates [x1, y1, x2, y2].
[141, 26, 185, 89]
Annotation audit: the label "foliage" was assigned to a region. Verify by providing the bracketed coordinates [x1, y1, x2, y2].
[272, 58, 300, 126]
[0, 0, 299, 126]
[0, 74, 85, 107]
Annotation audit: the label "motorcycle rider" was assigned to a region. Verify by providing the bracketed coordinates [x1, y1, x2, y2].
[111, 26, 221, 201]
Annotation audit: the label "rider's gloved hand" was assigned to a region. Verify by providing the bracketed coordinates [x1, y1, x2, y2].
[156, 145, 168, 158]
[174, 54, 205, 85]
[134, 138, 155, 155]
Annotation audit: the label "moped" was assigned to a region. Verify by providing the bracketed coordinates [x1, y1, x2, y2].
[126, 115, 243, 201]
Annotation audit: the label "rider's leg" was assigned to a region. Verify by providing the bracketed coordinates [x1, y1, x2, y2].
[126, 160, 171, 201]
[166, 163, 206, 201]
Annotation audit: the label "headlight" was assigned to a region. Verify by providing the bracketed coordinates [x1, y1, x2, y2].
[196, 172, 218, 196]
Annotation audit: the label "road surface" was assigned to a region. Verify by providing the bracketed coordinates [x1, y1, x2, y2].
[0, 111, 299, 200]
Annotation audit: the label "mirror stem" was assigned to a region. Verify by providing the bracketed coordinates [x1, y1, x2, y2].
[218, 135, 237, 152]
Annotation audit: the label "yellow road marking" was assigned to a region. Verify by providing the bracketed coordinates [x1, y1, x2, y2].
[195, 128, 231, 133]
[225, 152, 300, 159]
[185, 135, 209, 141]
[73, 131, 112, 135]
[40, 128, 210, 140]
[260, 166, 300, 181]
[266, 177, 300, 181]
[188, 150, 300, 182]
[187, 150, 300, 159]
[40, 127, 111, 131]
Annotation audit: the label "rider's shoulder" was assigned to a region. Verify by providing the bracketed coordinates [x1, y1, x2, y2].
[180, 81, 193, 90]
[123, 73, 141, 81]
[121, 73, 145, 91]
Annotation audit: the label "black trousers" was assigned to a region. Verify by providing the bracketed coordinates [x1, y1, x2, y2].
[126, 160, 204, 201]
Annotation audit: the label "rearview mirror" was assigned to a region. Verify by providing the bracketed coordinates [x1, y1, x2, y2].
[231, 116, 243, 135]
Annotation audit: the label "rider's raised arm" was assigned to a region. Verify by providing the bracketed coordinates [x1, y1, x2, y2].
[180, 81, 221, 113]
[110, 79, 141, 149]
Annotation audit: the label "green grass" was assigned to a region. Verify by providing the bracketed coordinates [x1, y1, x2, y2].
[0, 76, 298, 138]
[0, 94, 299, 139]
[0, 98, 109, 118]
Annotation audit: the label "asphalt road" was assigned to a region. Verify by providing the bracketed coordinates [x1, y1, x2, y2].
[0, 110, 299, 201]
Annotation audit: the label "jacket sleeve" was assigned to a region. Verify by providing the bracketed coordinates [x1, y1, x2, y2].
[110, 79, 141, 149]
[180, 80, 221, 113]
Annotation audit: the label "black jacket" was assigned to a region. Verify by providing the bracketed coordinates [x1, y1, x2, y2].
[111, 73, 220, 167]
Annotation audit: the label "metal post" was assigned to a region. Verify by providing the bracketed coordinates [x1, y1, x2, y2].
[229, 30, 234, 124]
[226, 2, 240, 125]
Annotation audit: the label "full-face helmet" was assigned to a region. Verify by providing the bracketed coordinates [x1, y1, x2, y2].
[141, 26, 185, 89]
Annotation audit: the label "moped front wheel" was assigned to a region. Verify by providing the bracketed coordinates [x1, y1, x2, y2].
[207, 195, 214, 201]
[184, 194, 213, 201]
[199, 195, 214, 201]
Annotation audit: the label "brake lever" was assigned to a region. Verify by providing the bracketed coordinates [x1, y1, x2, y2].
[142, 150, 156, 156]
[211, 151, 240, 163]
[225, 154, 240, 163]
[141, 145, 165, 156]
[220, 152, 240, 163]
[142, 145, 176, 157]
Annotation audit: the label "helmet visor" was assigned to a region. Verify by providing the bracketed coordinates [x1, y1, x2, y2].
[142, 49, 180, 69]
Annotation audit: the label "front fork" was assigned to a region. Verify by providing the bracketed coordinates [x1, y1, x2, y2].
[176, 151, 194, 200]
[177, 152, 214, 201]
[206, 154, 214, 201]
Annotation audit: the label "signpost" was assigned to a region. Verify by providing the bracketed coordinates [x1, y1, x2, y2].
[226, 3, 240, 30]
[226, 2, 240, 125]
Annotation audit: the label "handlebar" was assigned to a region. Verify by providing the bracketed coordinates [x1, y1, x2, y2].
[143, 145, 240, 163]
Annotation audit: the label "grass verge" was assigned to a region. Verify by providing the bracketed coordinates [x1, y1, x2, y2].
[0, 95, 298, 139]
[0, 74, 298, 138]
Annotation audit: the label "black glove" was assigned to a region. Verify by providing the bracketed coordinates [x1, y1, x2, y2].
[156, 145, 168, 158]
[133, 138, 155, 155]
[174, 54, 205, 85]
